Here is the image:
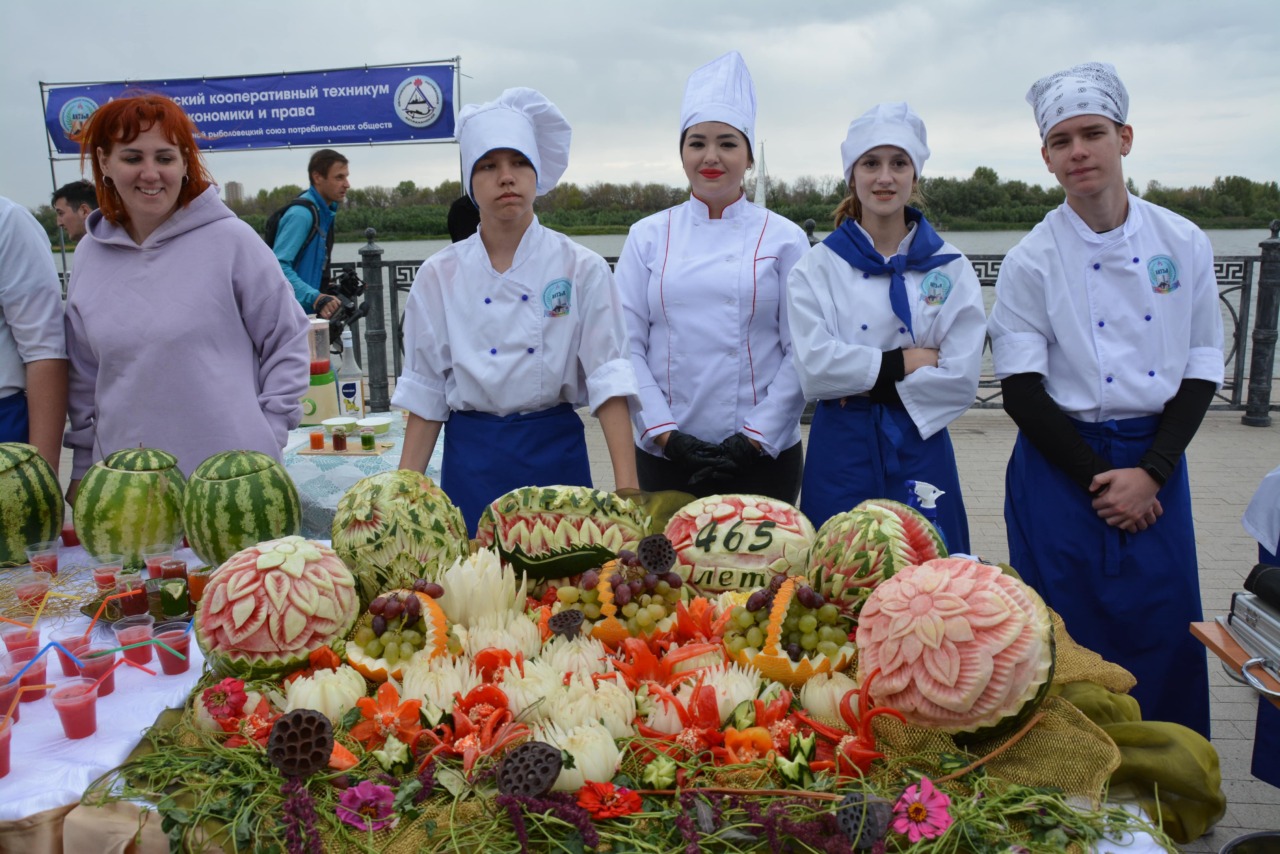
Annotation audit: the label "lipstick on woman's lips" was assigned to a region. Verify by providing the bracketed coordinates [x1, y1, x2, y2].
[699, 169, 725, 179]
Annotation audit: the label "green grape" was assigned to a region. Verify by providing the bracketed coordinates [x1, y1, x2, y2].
[583, 602, 601, 620]
[400, 641, 415, 659]
[816, 640, 840, 659]
[787, 631, 802, 646]
[354, 627, 375, 646]
[581, 589, 600, 604]
[817, 603, 840, 625]
[383, 643, 401, 665]
[665, 590, 682, 606]
[382, 630, 401, 647]
[746, 627, 764, 648]
[817, 626, 840, 643]
[647, 602, 666, 621]
[401, 630, 423, 647]
[800, 632, 819, 651]
[733, 607, 754, 630]
[798, 614, 818, 634]
[725, 635, 747, 655]
[655, 580, 672, 596]
[639, 594, 653, 607]
[783, 615, 800, 632]
[363, 639, 383, 658]
[622, 602, 639, 618]
[635, 609, 654, 628]
[557, 586, 581, 604]
[626, 618, 640, 635]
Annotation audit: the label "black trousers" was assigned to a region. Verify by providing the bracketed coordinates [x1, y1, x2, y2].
[635, 441, 804, 505]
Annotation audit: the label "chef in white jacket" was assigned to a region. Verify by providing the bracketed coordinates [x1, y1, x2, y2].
[786, 103, 984, 545]
[616, 51, 809, 502]
[395, 88, 639, 534]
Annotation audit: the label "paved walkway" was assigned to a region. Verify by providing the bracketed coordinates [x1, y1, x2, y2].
[59, 407, 1279, 848]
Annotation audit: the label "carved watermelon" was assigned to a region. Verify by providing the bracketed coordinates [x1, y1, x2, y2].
[195, 536, 360, 679]
[474, 486, 648, 581]
[665, 494, 815, 594]
[807, 499, 946, 615]
[855, 557, 1054, 739]
[331, 470, 469, 606]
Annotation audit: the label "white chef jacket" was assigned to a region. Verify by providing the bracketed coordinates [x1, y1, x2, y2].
[1244, 465, 1280, 556]
[786, 223, 985, 441]
[616, 194, 808, 457]
[989, 195, 1224, 422]
[391, 218, 638, 421]
[0, 197, 66, 398]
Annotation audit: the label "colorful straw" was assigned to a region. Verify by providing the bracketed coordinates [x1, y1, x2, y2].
[81, 590, 138, 640]
[1, 683, 55, 728]
[3, 641, 83, 685]
[85, 658, 155, 694]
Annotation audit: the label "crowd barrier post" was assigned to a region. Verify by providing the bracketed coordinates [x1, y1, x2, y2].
[1244, 220, 1280, 426]
[359, 228, 391, 413]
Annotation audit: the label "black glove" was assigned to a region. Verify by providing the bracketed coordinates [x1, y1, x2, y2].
[313, 293, 340, 317]
[721, 433, 763, 469]
[664, 431, 736, 485]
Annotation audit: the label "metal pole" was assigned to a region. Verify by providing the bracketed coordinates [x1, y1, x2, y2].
[1243, 219, 1280, 426]
[359, 228, 390, 412]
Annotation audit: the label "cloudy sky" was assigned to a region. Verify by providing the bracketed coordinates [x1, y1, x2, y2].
[4, 0, 1278, 211]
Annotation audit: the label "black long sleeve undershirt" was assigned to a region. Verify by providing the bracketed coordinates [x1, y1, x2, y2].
[870, 348, 905, 405]
[1000, 373, 1216, 493]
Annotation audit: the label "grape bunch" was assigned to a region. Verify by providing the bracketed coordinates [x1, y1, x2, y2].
[352, 590, 429, 666]
[550, 536, 686, 637]
[723, 575, 848, 663]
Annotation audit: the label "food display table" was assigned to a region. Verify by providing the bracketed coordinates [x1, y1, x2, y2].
[0, 546, 207, 851]
[282, 415, 443, 538]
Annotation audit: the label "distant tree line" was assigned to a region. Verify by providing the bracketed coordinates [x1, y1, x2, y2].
[32, 170, 1280, 243]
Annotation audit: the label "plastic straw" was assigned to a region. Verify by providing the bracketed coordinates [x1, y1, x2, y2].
[3, 642, 59, 685]
[0, 683, 54, 728]
[85, 658, 154, 694]
[81, 590, 136, 640]
[47, 639, 85, 671]
[106, 638, 188, 661]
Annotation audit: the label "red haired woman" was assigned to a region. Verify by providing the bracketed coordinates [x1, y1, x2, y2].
[64, 94, 309, 500]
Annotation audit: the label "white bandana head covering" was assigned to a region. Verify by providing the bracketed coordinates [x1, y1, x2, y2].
[679, 51, 756, 152]
[840, 102, 930, 184]
[1026, 62, 1129, 140]
[458, 88, 571, 201]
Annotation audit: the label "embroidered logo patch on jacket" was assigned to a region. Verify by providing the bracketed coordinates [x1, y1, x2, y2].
[1147, 255, 1180, 294]
[542, 279, 572, 317]
[920, 271, 953, 306]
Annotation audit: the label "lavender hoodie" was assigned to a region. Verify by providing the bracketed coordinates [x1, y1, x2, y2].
[65, 186, 310, 479]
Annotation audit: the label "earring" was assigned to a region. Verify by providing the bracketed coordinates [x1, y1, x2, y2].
[103, 175, 114, 187]
[182, 174, 189, 185]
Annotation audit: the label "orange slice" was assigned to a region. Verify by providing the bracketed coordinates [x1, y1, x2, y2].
[731, 577, 856, 688]
[346, 589, 449, 682]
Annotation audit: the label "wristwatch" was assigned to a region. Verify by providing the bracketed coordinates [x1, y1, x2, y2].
[1139, 460, 1168, 488]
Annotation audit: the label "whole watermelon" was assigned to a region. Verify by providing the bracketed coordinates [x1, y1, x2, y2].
[331, 469, 469, 606]
[74, 448, 185, 568]
[0, 443, 61, 568]
[183, 450, 301, 567]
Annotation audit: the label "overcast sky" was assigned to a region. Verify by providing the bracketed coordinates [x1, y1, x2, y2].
[4, 0, 1278, 211]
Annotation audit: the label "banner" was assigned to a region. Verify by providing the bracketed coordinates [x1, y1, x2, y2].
[43, 62, 456, 156]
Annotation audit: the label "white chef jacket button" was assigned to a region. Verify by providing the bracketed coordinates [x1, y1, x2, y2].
[1092, 263, 1101, 270]
[521, 294, 529, 301]
[898, 326, 906, 334]
[1144, 314, 1152, 321]
[1105, 376, 1113, 383]
[484, 297, 492, 304]
[1133, 257, 1141, 264]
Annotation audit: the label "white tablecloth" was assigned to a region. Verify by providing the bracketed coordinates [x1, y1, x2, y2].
[0, 545, 206, 822]
[283, 416, 443, 539]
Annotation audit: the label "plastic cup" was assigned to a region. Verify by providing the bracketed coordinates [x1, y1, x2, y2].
[115, 574, 149, 616]
[52, 677, 99, 739]
[25, 538, 60, 576]
[51, 631, 89, 677]
[92, 562, 122, 593]
[60, 521, 79, 548]
[80, 647, 118, 696]
[13, 570, 50, 607]
[187, 566, 213, 605]
[0, 624, 39, 655]
[0, 718, 11, 776]
[10, 648, 48, 702]
[113, 614, 155, 665]
[153, 622, 192, 675]
[141, 544, 173, 579]
[160, 559, 188, 581]
[0, 654, 18, 724]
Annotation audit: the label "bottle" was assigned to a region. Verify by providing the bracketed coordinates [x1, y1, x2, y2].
[336, 329, 366, 417]
[905, 480, 949, 553]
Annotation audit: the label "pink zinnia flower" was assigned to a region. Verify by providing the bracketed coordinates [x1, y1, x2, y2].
[201, 678, 247, 719]
[890, 776, 952, 842]
[336, 781, 397, 832]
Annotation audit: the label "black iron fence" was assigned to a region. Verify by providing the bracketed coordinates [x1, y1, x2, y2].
[334, 220, 1280, 425]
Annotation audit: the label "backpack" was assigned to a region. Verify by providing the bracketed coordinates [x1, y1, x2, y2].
[264, 198, 335, 270]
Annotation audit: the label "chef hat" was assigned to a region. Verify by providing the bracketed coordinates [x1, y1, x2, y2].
[679, 51, 756, 152]
[839, 102, 930, 184]
[458, 87, 571, 200]
[1025, 62, 1129, 140]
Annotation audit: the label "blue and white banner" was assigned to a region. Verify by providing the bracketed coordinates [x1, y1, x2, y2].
[43, 62, 456, 156]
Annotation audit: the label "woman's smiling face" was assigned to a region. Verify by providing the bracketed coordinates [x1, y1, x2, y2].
[97, 124, 186, 241]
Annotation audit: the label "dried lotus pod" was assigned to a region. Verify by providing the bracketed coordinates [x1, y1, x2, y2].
[836, 792, 891, 850]
[636, 533, 676, 575]
[496, 740, 563, 798]
[267, 708, 334, 779]
[547, 608, 585, 640]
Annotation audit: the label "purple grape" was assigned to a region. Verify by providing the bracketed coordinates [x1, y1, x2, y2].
[795, 586, 816, 609]
[643, 574, 658, 591]
[786, 643, 803, 661]
[808, 592, 825, 609]
[384, 599, 403, 620]
[664, 572, 683, 590]
[421, 582, 444, 599]
[368, 596, 388, 615]
[581, 569, 600, 590]
[769, 573, 786, 589]
[371, 614, 387, 636]
[613, 584, 632, 606]
[628, 579, 644, 597]
[404, 595, 421, 620]
[746, 590, 768, 612]
[616, 549, 638, 566]
[609, 573, 624, 588]
[412, 578, 428, 592]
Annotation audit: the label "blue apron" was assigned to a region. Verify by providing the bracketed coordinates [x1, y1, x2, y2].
[442, 403, 592, 536]
[801, 397, 970, 553]
[1005, 416, 1209, 737]
[0, 392, 29, 443]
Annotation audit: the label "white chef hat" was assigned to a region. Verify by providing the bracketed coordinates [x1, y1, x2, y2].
[679, 51, 756, 152]
[458, 87, 571, 201]
[1025, 62, 1129, 140]
[839, 102, 930, 184]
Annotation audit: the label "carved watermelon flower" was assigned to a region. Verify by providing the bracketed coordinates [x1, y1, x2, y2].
[890, 776, 952, 842]
[868, 562, 989, 683]
[220, 696, 282, 749]
[350, 682, 422, 750]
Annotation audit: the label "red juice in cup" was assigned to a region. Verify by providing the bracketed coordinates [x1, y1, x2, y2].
[0, 675, 19, 724]
[15, 574, 49, 607]
[160, 559, 188, 581]
[80, 647, 117, 696]
[52, 678, 98, 739]
[11, 649, 48, 702]
[154, 623, 191, 675]
[0, 719, 11, 776]
[61, 521, 79, 548]
[30, 554, 57, 576]
[113, 615, 155, 666]
[52, 634, 88, 678]
[93, 564, 121, 593]
[116, 575, 149, 616]
[0, 626, 39, 655]
[25, 539, 60, 577]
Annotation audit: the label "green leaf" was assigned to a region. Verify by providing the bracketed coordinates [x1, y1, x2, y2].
[340, 706, 363, 730]
[392, 778, 423, 812]
[436, 766, 470, 799]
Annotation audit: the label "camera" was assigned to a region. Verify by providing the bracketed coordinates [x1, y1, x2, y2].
[321, 268, 369, 347]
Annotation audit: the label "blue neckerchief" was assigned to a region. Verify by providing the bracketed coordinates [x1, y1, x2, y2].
[821, 207, 959, 342]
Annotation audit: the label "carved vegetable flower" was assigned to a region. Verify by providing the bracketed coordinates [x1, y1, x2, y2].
[350, 682, 422, 750]
[336, 781, 397, 832]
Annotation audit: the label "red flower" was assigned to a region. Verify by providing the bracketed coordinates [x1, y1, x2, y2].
[350, 682, 422, 750]
[283, 645, 342, 684]
[202, 677, 247, 719]
[576, 781, 642, 819]
[219, 697, 281, 749]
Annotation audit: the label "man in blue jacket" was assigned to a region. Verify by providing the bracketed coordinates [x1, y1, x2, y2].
[273, 149, 349, 318]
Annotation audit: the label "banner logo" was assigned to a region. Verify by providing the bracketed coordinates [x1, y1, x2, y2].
[394, 76, 444, 129]
[59, 96, 98, 138]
